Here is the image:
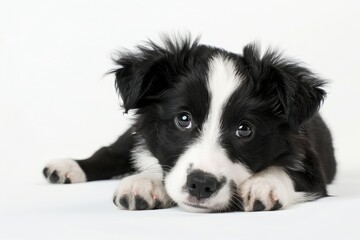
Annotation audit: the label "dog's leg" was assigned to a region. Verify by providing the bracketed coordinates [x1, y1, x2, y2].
[43, 128, 136, 184]
[112, 144, 173, 210]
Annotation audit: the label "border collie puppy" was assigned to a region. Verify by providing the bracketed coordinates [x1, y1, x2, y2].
[43, 36, 336, 212]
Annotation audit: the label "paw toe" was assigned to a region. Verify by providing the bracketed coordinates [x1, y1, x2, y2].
[49, 170, 60, 183]
[252, 200, 266, 211]
[43, 167, 49, 178]
[64, 178, 71, 184]
[135, 196, 149, 210]
[153, 199, 162, 209]
[271, 200, 283, 211]
[119, 196, 130, 209]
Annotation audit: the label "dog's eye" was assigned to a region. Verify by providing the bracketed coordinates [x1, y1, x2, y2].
[175, 113, 192, 129]
[236, 124, 252, 137]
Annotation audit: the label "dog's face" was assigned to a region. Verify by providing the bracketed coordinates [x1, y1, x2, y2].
[113, 38, 325, 212]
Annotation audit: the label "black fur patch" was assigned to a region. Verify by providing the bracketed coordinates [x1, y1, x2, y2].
[119, 196, 129, 209]
[49, 171, 59, 183]
[43, 167, 49, 178]
[135, 196, 149, 210]
[271, 200, 283, 211]
[253, 200, 266, 211]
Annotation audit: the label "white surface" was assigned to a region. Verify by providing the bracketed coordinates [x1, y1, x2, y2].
[1, 0, 360, 239]
[1, 170, 360, 240]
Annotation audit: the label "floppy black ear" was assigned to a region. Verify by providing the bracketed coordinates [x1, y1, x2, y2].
[242, 44, 326, 130]
[111, 37, 199, 113]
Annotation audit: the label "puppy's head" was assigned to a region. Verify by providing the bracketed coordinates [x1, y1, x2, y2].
[112, 36, 326, 212]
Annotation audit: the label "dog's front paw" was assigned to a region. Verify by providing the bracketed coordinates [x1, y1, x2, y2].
[113, 175, 173, 210]
[43, 159, 86, 184]
[240, 176, 286, 212]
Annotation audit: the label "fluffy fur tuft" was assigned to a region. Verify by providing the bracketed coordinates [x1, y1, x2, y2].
[111, 35, 200, 113]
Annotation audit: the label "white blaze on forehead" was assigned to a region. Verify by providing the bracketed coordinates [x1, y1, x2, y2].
[164, 55, 251, 212]
[202, 55, 241, 148]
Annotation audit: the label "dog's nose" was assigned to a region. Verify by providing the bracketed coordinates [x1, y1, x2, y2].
[186, 170, 219, 199]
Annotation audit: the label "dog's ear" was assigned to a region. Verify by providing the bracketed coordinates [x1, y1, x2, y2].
[111, 37, 198, 113]
[242, 44, 326, 130]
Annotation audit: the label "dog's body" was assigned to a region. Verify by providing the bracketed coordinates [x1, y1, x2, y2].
[43, 37, 336, 212]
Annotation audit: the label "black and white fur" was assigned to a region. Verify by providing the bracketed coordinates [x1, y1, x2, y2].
[43, 36, 336, 212]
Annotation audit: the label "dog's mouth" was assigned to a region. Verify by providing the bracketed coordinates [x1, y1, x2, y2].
[181, 200, 234, 213]
[181, 196, 228, 212]
[183, 201, 210, 210]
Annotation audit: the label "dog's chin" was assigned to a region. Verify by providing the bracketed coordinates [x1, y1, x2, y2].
[178, 202, 212, 213]
[176, 196, 230, 213]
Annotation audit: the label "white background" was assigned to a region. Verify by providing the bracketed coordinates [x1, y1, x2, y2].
[1, 0, 360, 239]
